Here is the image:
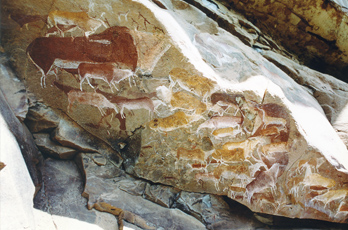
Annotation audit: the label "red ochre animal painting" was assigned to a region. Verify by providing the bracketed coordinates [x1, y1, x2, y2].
[26, 26, 138, 87]
[67, 90, 118, 116]
[78, 63, 136, 92]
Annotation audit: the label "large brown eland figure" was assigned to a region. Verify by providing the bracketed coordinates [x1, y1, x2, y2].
[26, 26, 138, 87]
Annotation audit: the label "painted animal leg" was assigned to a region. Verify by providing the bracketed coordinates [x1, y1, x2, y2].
[120, 106, 126, 119]
[40, 74, 46, 88]
[110, 81, 119, 92]
[98, 109, 113, 128]
[67, 100, 74, 113]
[80, 75, 95, 90]
[112, 105, 119, 114]
[79, 78, 85, 91]
[129, 74, 136, 87]
[106, 82, 115, 93]
[86, 76, 95, 89]
[54, 23, 65, 37]
[97, 106, 106, 116]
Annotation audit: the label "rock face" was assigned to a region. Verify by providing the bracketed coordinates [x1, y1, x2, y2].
[0, 105, 37, 230]
[218, 0, 348, 81]
[34, 158, 119, 230]
[0, 53, 28, 121]
[0, 56, 42, 192]
[76, 153, 208, 229]
[33, 133, 77, 159]
[1, 0, 348, 226]
[76, 152, 265, 229]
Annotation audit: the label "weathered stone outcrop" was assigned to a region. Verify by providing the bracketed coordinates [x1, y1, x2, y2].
[76, 152, 264, 229]
[0, 55, 42, 192]
[33, 133, 77, 159]
[218, 0, 348, 81]
[1, 0, 348, 226]
[260, 50, 348, 148]
[76, 153, 207, 229]
[0, 106, 37, 230]
[34, 158, 120, 229]
[0, 53, 28, 121]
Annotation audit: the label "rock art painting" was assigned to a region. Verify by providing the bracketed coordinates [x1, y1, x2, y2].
[26, 11, 168, 133]
[169, 68, 216, 99]
[67, 90, 118, 115]
[135, 84, 348, 223]
[20, 0, 348, 226]
[78, 63, 136, 92]
[27, 26, 138, 86]
[47, 10, 107, 37]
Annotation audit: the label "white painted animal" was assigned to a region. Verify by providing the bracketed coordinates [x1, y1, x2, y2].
[115, 97, 154, 118]
[78, 63, 135, 91]
[47, 10, 107, 37]
[256, 107, 287, 129]
[246, 163, 281, 201]
[197, 116, 243, 133]
[67, 90, 118, 115]
[45, 24, 77, 37]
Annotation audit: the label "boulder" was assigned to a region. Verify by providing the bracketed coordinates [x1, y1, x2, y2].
[217, 0, 348, 81]
[24, 101, 60, 133]
[144, 183, 180, 208]
[0, 53, 28, 121]
[261, 50, 348, 148]
[76, 153, 207, 229]
[34, 158, 118, 230]
[173, 191, 263, 229]
[33, 133, 77, 159]
[52, 117, 123, 167]
[0, 83, 42, 192]
[1, 0, 348, 225]
[0, 109, 36, 229]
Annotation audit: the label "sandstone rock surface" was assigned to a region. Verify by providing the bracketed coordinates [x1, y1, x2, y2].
[34, 158, 119, 230]
[33, 133, 77, 159]
[0, 53, 28, 121]
[1, 0, 348, 226]
[0, 76, 42, 191]
[76, 153, 207, 229]
[218, 0, 348, 80]
[0, 108, 37, 229]
[24, 101, 60, 133]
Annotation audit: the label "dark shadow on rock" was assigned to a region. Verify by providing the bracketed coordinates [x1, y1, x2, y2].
[34, 158, 118, 229]
[0, 89, 42, 193]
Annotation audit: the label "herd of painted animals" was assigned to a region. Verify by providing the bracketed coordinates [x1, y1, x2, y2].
[1, 0, 347, 229]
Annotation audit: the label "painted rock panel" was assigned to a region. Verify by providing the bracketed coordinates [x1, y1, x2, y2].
[2, 0, 348, 224]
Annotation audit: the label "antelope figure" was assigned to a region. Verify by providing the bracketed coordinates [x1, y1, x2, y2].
[67, 90, 118, 116]
[197, 116, 243, 134]
[78, 63, 136, 91]
[26, 26, 138, 88]
[115, 97, 155, 119]
[47, 10, 107, 37]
